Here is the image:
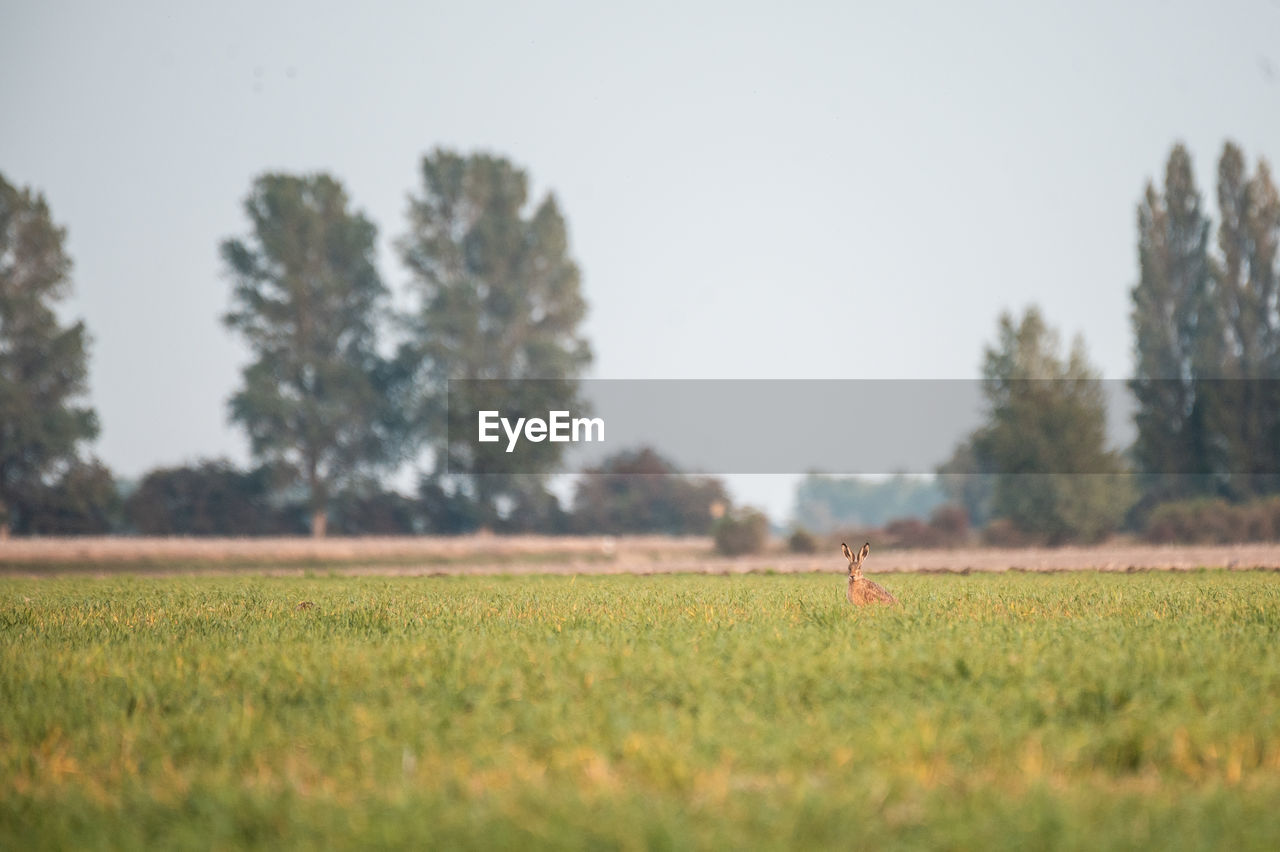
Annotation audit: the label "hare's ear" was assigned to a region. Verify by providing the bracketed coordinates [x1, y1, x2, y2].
[841, 542, 853, 562]
[860, 542, 870, 561]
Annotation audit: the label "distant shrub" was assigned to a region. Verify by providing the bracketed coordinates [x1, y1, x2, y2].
[714, 508, 769, 556]
[1143, 497, 1280, 544]
[570, 447, 731, 535]
[883, 517, 941, 548]
[124, 459, 299, 536]
[1242, 502, 1277, 541]
[982, 517, 1041, 547]
[929, 504, 970, 539]
[329, 490, 421, 535]
[23, 458, 122, 535]
[873, 504, 971, 549]
[787, 527, 819, 554]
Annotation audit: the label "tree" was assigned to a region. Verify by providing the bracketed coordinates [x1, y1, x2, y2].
[222, 173, 403, 537]
[327, 488, 420, 536]
[1130, 144, 1220, 500]
[417, 476, 483, 534]
[1211, 143, 1280, 497]
[123, 459, 298, 536]
[23, 458, 120, 535]
[966, 308, 1132, 543]
[936, 436, 995, 528]
[398, 150, 592, 528]
[571, 446, 730, 535]
[0, 173, 99, 537]
[1131, 142, 1280, 504]
[713, 507, 770, 556]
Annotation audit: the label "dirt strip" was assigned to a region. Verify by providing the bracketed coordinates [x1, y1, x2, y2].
[301, 543, 1280, 577]
[0, 534, 681, 564]
[2, 538, 1280, 578]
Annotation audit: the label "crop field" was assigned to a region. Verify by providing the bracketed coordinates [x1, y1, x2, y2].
[3, 569, 1280, 849]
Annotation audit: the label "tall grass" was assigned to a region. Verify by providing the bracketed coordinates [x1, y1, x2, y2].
[3, 572, 1279, 849]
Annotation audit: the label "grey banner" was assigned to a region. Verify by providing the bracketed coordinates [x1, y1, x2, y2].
[446, 379, 1156, 475]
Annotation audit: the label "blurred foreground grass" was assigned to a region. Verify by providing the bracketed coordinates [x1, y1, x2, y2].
[2, 571, 1279, 849]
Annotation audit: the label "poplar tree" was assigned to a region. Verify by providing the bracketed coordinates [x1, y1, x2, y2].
[1213, 144, 1280, 495]
[1131, 142, 1280, 500]
[1130, 144, 1218, 498]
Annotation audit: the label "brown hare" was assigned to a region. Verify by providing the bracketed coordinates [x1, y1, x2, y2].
[843, 541, 897, 606]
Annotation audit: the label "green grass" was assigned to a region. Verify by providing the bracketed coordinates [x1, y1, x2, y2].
[3, 571, 1280, 850]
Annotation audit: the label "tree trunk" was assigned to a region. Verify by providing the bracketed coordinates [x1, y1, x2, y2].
[305, 449, 327, 538]
[0, 521, 9, 540]
[310, 508, 327, 538]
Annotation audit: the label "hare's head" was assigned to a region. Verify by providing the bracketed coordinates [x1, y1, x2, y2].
[842, 541, 870, 579]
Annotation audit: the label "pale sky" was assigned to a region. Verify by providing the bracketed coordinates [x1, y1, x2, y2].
[2, 0, 1278, 519]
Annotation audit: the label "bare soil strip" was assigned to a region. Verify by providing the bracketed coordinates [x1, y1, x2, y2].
[2, 536, 1279, 577]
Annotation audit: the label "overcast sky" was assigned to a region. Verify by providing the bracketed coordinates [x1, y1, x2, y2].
[2, 0, 1278, 519]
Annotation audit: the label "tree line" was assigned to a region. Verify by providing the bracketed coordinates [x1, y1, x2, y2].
[0, 153, 729, 538]
[2, 140, 1278, 542]
[936, 141, 1280, 543]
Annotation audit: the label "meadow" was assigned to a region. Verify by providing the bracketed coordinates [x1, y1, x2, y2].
[3, 569, 1280, 849]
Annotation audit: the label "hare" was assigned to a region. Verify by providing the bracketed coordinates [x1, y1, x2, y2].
[843, 541, 897, 606]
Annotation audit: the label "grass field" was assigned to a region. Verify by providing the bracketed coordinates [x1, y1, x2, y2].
[3, 570, 1280, 849]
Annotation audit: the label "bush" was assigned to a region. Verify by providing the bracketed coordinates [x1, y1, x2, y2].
[929, 504, 970, 539]
[124, 459, 299, 536]
[714, 508, 769, 556]
[864, 505, 971, 549]
[22, 458, 122, 535]
[329, 490, 421, 535]
[982, 517, 1041, 547]
[1143, 497, 1280, 544]
[883, 517, 941, 548]
[1242, 502, 1277, 541]
[786, 527, 819, 554]
[570, 447, 731, 535]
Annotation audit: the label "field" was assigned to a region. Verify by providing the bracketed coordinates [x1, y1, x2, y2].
[4, 564, 1280, 849]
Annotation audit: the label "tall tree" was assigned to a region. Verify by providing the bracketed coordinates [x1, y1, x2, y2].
[398, 149, 592, 528]
[1213, 144, 1280, 496]
[0, 173, 99, 537]
[222, 173, 402, 537]
[968, 308, 1132, 543]
[1130, 144, 1219, 499]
